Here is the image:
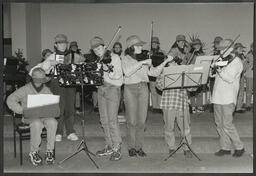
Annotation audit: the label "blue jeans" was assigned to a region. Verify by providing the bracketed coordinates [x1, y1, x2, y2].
[214, 103, 244, 150]
[124, 82, 149, 150]
[98, 83, 122, 148]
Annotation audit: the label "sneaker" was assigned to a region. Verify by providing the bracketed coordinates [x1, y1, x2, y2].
[29, 151, 43, 166]
[232, 148, 245, 157]
[67, 133, 79, 141]
[184, 150, 193, 158]
[136, 148, 147, 157]
[96, 145, 113, 156]
[110, 145, 122, 161]
[45, 150, 55, 165]
[128, 148, 137, 157]
[214, 149, 231, 156]
[55, 134, 62, 142]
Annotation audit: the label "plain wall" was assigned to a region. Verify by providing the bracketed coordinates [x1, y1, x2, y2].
[41, 3, 253, 55]
[3, 3, 11, 39]
[25, 3, 42, 69]
[10, 3, 27, 58]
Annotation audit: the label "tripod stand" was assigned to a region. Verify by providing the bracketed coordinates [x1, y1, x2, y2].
[58, 83, 99, 168]
[164, 72, 201, 161]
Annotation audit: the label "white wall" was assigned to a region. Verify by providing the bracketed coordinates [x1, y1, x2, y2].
[11, 3, 27, 58]
[40, 3, 253, 55]
[25, 3, 42, 69]
[3, 3, 11, 38]
[10, 3, 42, 69]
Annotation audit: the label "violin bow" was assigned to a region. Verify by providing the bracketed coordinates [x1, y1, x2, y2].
[106, 25, 122, 51]
[149, 21, 154, 60]
[98, 25, 122, 63]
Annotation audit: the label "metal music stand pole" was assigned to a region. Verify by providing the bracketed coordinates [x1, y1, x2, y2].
[58, 82, 99, 168]
[164, 72, 201, 161]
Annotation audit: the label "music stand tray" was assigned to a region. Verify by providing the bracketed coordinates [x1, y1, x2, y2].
[163, 63, 211, 90]
[162, 64, 211, 161]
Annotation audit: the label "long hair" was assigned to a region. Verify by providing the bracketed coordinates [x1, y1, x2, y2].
[124, 46, 136, 59]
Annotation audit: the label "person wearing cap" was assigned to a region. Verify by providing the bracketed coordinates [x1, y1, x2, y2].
[233, 43, 247, 113]
[31, 34, 85, 142]
[211, 39, 245, 157]
[90, 36, 123, 161]
[69, 41, 83, 54]
[167, 34, 189, 65]
[41, 49, 53, 63]
[187, 38, 206, 114]
[122, 35, 173, 157]
[6, 67, 59, 166]
[243, 43, 253, 111]
[149, 36, 166, 113]
[208, 36, 223, 113]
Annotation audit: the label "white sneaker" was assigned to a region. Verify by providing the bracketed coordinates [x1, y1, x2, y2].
[67, 133, 79, 141]
[55, 134, 62, 142]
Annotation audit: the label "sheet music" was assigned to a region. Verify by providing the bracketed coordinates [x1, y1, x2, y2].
[27, 94, 60, 108]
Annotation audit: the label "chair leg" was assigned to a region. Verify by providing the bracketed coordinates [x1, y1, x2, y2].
[14, 130, 16, 158]
[19, 136, 23, 165]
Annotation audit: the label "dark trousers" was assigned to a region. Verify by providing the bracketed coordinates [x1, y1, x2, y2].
[49, 79, 76, 136]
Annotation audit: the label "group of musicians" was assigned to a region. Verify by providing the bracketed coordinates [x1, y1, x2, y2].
[6, 33, 253, 166]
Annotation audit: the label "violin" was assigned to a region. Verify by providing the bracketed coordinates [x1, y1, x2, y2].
[211, 54, 234, 74]
[135, 50, 150, 61]
[102, 50, 112, 64]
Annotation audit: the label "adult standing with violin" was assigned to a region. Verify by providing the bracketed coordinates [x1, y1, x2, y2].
[122, 35, 173, 157]
[149, 36, 166, 113]
[90, 36, 124, 161]
[211, 39, 245, 157]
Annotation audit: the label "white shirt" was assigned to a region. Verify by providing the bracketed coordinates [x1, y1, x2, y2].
[211, 56, 243, 105]
[103, 53, 123, 86]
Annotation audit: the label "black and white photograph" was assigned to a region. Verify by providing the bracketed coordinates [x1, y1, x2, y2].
[1, 0, 254, 173]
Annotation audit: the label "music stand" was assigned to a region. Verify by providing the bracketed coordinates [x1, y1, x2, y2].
[57, 64, 102, 168]
[162, 64, 210, 161]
